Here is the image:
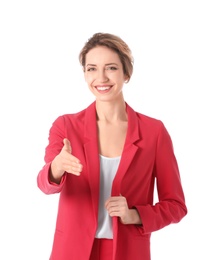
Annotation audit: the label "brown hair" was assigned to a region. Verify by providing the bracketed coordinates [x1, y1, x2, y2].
[79, 33, 134, 82]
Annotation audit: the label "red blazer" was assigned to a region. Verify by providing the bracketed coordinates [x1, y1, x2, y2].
[37, 101, 187, 260]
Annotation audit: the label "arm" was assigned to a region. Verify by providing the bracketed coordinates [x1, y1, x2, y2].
[135, 123, 187, 234]
[37, 116, 83, 194]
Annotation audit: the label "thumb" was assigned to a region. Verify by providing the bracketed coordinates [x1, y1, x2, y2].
[63, 138, 72, 154]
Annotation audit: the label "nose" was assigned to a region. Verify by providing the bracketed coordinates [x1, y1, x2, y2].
[97, 69, 108, 82]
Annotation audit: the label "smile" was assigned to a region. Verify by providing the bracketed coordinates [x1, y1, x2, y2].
[95, 86, 112, 91]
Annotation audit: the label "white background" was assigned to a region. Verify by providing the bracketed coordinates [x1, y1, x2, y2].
[0, 0, 222, 259]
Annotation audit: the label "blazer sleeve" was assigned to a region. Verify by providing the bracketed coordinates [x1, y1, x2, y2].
[135, 122, 187, 234]
[37, 116, 67, 194]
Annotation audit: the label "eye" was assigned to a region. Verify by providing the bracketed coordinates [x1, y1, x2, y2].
[106, 66, 118, 71]
[86, 67, 96, 72]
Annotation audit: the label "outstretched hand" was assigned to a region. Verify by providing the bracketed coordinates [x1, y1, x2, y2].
[50, 138, 83, 183]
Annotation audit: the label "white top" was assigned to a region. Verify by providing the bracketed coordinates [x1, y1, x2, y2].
[95, 154, 121, 239]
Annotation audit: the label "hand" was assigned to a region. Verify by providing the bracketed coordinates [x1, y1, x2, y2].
[50, 138, 83, 183]
[105, 196, 142, 225]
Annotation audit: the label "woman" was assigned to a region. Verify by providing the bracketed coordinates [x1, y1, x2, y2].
[37, 32, 187, 260]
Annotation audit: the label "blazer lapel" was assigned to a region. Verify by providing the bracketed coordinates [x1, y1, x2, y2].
[112, 103, 140, 196]
[83, 102, 100, 220]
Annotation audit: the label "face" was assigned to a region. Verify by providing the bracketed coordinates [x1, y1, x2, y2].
[84, 46, 127, 102]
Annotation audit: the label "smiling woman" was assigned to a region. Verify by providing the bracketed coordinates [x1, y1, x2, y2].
[37, 32, 187, 260]
[83, 46, 128, 105]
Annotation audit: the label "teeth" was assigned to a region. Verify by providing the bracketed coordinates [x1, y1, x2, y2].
[97, 86, 110, 90]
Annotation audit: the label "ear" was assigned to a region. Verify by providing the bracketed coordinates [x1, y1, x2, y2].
[124, 75, 130, 83]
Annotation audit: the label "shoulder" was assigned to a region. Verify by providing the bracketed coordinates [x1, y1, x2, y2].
[126, 103, 165, 129]
[53, 102, 95, 125]
[137, 112, 169, 140]
[137, 111, 162, 125]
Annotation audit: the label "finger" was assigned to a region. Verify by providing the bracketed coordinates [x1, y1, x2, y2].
[62, 139, 82, 164]
[105, 199, 121, 210]
[61, 161, 82, 175]
[63, 153, 81, 164]
[65, 167, 82, 176]
[63, 138, 72, 153]
[105, 196, 125, 206]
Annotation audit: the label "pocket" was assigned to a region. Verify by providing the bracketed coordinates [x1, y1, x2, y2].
[120, 223, 150, 241]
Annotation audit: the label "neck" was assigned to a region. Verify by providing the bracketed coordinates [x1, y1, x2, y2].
[95, 99, 127, 122]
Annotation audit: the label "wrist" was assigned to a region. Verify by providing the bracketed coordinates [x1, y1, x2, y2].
[129, 209, 142, 225]
[50, 162, 64, 184]
[121, 209, 142, 225]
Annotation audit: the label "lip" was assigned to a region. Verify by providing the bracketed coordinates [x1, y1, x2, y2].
[95, 85, 113, 92]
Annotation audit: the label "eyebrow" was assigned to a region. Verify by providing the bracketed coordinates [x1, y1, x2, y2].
[86, 63, 119, 67]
